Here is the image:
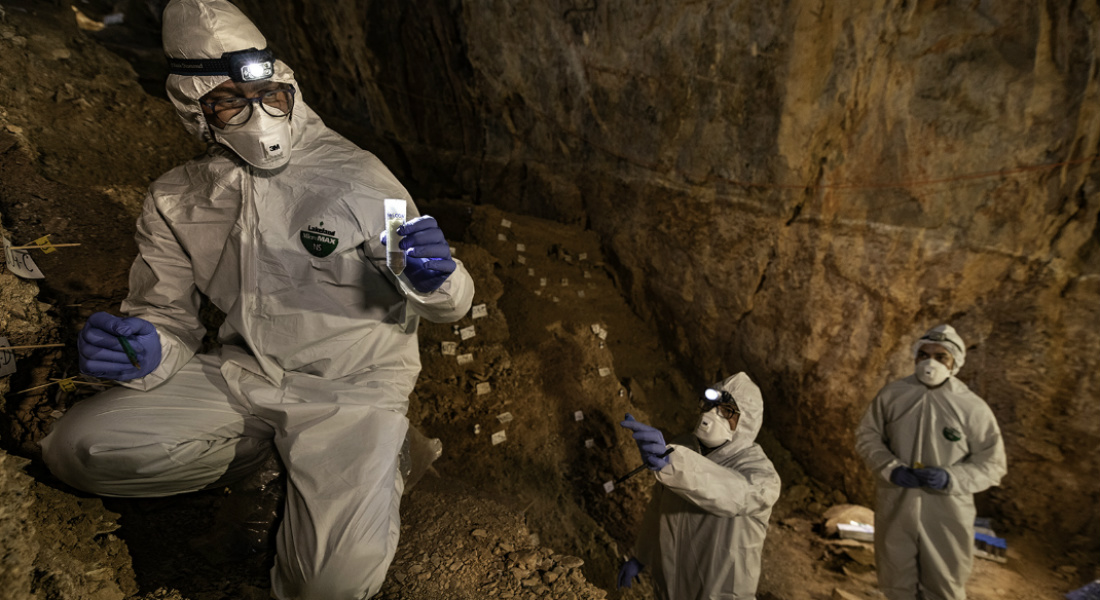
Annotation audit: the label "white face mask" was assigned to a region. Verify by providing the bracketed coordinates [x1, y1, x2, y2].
[694, 408, 734, 448]
[915, 358, 951, 387]
[212, 109, 292, 170]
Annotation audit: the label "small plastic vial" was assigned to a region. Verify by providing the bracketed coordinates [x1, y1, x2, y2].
[384, 199, 407, 276]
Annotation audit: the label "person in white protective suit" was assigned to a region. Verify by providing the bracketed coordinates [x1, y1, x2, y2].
[40, 1, 475, 598]
[618, 372, 782, 600]
[855, 324, 1007, 600]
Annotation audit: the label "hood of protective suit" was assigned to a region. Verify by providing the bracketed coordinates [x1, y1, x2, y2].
[710, 372, 764, 455]
[911, 323, 966, 375]
[162, 0, 304, 145]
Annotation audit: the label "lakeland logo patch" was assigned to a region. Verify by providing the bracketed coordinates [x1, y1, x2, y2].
[300, 221, 338, 257]
[943, 426, 962, 442]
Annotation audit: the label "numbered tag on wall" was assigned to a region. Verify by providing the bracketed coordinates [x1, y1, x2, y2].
[0, 337, 17, 377]
[3, 237, 45, 279]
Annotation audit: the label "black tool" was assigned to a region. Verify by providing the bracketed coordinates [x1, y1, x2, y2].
[615, 447, 675, 485]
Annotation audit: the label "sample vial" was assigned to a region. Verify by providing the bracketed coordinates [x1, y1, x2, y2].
[384, 199, 407, 276]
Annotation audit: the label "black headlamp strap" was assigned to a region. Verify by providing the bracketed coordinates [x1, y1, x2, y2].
[167, 47, 274, 81]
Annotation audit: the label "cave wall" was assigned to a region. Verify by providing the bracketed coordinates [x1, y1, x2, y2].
[234, 0, 1100, 547]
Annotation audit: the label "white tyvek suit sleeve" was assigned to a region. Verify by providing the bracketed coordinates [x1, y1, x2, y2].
[944, 403, 1006, 495]
[855, 393, 906, 482]
[396, 258, 475, 323]
[118, 193, 205, 391]
[654, 444, 781, 518]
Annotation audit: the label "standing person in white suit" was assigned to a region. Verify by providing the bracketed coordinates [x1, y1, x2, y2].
[41, 1, 474, 598]
[617, 372, 782, 599]
[856, 324, 1007, 600]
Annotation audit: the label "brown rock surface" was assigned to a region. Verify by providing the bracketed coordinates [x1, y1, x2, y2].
[235, 0, 1100, 550]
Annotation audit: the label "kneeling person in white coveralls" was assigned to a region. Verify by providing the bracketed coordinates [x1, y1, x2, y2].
[855, 324, 1006, 600]
[41, 1, 474, 599]
[617, 372, 782, 600]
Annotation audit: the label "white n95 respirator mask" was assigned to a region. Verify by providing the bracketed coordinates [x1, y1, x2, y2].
[213, 109, 292, 170]
[915, 358, 951, 387]
[694, 409, 734, 448]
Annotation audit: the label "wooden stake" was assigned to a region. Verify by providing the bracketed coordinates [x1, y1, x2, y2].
[6, 243, 82, 250]
[0, 344, 66, 351]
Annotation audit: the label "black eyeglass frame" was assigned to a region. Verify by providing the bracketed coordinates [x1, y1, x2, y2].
[202, 87, 296, 129]
[699, 396, 743, 418]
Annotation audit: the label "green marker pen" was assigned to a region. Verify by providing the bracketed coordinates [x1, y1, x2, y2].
[117, 336, 141, 369]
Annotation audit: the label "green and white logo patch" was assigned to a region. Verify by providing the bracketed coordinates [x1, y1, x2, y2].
[942, 426, 962, 442]
[300, 221, 339, 258]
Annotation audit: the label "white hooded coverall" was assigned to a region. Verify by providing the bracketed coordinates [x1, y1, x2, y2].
[855, 339, 1006, 600]
[41, 2, 475, 599]
[634, 373, 782, 600]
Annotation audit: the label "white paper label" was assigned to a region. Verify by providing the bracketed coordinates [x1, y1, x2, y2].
[527, 268, 535, 276]
[516, 243, 526, 252]
[457, 353, 474, 365]
[573, 410, 584, 421]
[585, 438, 595, 449]
[501, 218, 512, 228]
[497, 233, 507, 241]
[598, 367, 611, 377]
[578, 253, 588, 260]
[517, 255, 527, 264]
[476, 381, 491, 395]
[539, 278, 547, 287]
[492, 430, 507, 445]
[602, 481, 615, 494]
[598, 329, 608, 340]
[584, 271, 592, 279]
[471, 304, 488, 319]
[552, 296, 560, 303]
[577, 291, 585, 298]
[560, 278, 569, 286]
[0, 337, 17, 377]
[3, 238, 45, 279]
[497, 412, 514, 424]
[441, 341, 457, 356]
[591, 324, 602, 335]
[460, 326, 477, 340]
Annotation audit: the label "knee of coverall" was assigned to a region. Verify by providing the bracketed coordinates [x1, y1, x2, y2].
[276, 549, 392, 600]
[40, 409, 111, 495]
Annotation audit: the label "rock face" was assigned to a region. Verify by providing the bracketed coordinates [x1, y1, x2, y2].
[239, 0, 1100, 548]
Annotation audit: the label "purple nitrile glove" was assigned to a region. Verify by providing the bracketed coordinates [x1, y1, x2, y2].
[77, 312, 161, 380]
[914, 467, 950, 490]
[397, 215, 456, 293]
[890, 466, 921, 488]
[617, 557, 644, 589]
[620, 413, 671, 471]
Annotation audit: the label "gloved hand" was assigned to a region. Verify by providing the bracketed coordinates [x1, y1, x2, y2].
[396, 215, 456, 294]
[620, 413, 670, 471]
[617, 557, 644, 589]
[914, 467, 950, 490]
[78, 312, 161, 380]
[889, 466, 921, 488]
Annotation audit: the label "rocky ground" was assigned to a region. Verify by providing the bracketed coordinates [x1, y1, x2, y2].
[0, 3, 1092, 600]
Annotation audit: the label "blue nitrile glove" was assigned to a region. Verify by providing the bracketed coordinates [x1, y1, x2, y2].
[78, 312, 161, 380]
[914, 467, 950, 490]
[617, 557, 644, 589]
[620, 413, 671, 471]
[890, 466, 921, 488]
[397, 215, 456, 293]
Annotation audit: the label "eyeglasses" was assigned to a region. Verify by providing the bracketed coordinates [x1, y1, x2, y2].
[698, 398, 740, 419]
[202, 87, 295, 128]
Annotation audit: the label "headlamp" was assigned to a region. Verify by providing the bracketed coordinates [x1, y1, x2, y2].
[167, 47, 275, 83]
[919, 332, 962, 353]
[704, 388, 733, 404]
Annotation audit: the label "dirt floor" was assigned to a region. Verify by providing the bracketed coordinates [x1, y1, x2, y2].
[0, 3, 1092, 600]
